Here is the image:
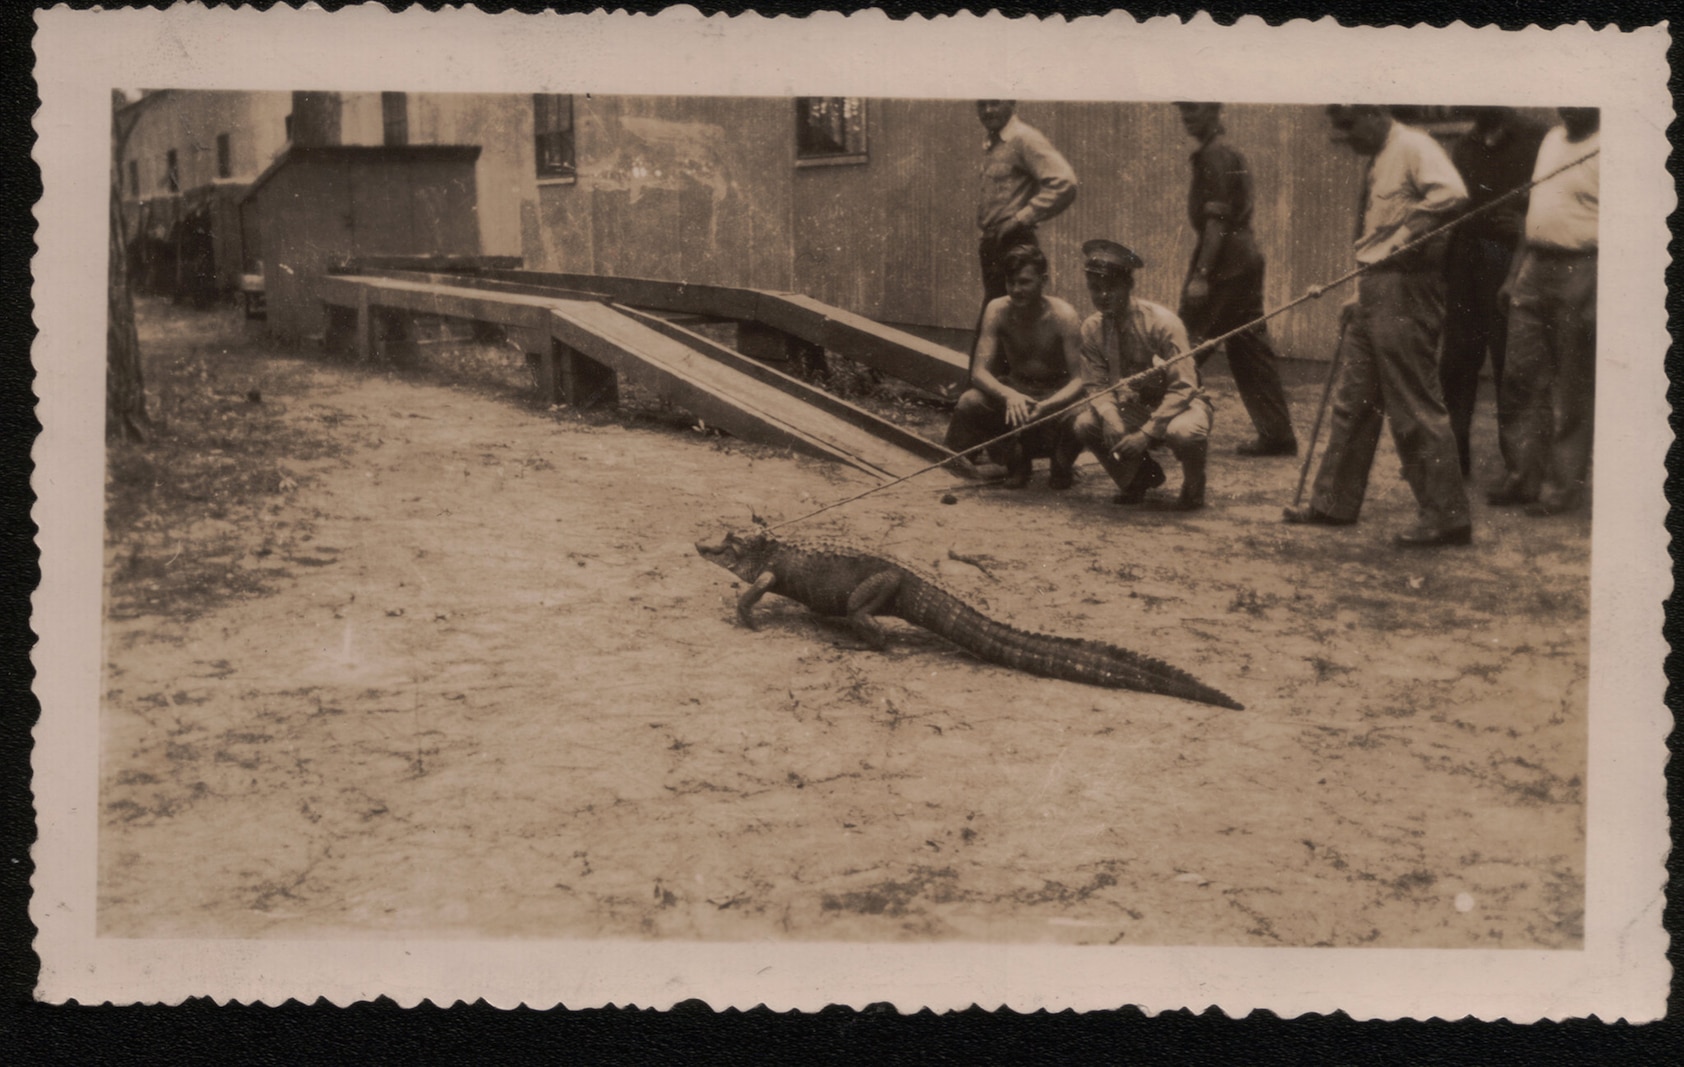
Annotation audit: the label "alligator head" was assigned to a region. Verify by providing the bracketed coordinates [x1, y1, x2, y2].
[694, 529, 776, 582]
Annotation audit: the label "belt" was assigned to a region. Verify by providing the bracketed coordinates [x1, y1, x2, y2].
[1527, 243, 1597, 258]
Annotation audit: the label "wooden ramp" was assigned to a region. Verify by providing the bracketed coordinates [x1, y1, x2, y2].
[367, 266, 975, 397]
[319, 272, 970, 483]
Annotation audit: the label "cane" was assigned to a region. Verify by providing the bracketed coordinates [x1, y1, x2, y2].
[1291, 313, 1350, 509]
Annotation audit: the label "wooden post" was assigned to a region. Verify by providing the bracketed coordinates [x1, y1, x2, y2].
[555, 340, 618, 408]
[354, 289, 374, 364]
[532, 347, 558, 407]
[737, 320, 827, 379]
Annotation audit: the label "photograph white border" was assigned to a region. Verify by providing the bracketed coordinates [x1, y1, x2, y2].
[31, 5, 1672, 1018]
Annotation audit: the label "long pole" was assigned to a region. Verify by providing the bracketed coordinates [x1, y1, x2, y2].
[1292, 316, 1350, 510]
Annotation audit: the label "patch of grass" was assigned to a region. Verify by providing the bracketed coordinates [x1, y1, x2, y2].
[107, 300, 342, 621]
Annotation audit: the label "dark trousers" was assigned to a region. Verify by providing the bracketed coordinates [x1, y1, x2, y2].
[971, 228, 1040, 363]
[1500, 249, 1597, 507]
[944, 388, 1078, 469]
[1440, 236, 1516, 477]
[1180, 263, 1296, 447]
[1309, 271, 1470, 532]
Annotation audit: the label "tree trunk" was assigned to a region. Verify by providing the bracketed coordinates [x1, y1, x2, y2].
[108, 98, 149, 442]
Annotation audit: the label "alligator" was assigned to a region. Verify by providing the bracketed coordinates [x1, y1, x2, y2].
[695, 529, 1243, 710]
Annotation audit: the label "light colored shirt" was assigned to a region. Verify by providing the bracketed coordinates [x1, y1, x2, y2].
[1525, 126, 1599, 252]
[1355, 121, 1469, 266]
[976, 115, 1078, 235]
[1078, 299, 1206, 442]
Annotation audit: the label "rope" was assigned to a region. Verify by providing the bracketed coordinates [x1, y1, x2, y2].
[764, 144, 1600, 535]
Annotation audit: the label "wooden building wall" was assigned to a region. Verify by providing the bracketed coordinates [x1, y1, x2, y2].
[525, 97, 1368, 362]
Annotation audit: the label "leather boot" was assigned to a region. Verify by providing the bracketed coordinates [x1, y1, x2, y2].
[1176, 440, 1207, 511]
[1001, 439, 1031, 489]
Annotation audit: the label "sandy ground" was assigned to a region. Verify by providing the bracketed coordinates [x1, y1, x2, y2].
[99, 300, 1588, 946]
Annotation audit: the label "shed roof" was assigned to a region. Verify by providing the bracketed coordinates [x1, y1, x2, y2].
[242, 144, 483, 203]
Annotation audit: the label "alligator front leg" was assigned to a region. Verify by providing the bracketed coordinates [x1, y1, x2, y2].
[843, 570, 902, 650]
[735, 571, 776, 630]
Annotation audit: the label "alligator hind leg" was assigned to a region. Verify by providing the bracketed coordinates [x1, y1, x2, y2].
[844, 570, 902, 650]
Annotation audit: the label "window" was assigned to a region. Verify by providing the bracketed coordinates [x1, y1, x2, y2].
[215, 133, 232, 179]
[165, 149, 179, 193]
[284, 112, 293, 142]
[533, 94, 576, 181]
[795, 98, 867, 166]
[126, 159, 139, 196]
[382, 92, 409, 147]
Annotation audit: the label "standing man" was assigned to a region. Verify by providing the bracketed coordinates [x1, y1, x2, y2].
[1174, 102, 1298, 458]
[944, 244, 1087, 489]
[975, 100, 1078, 311]
[1440, 106, 1548, 478]
[1492, 107, 1599, 515]
[1284, 105, 1473, 547]
[1071, 239, 1214, 511]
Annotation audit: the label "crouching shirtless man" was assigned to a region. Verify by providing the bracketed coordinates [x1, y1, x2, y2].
[1072, 238, 1214, 510]
[943, 243, 1087, 488]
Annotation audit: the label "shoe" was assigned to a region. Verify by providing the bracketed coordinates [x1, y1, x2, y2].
[1281, 505, 1354, 526]
[1524, 495, 1577, 517]
[1236, 437, 1299, 457]
[1001, 441, 1031, 489]
[1486, 482, 1538, 507]
[1176, 440, 1207, 511]
[1048, 467, 1075, 491]
[1112, 456, 1166, 505]
[1394, 524, 1473, 547]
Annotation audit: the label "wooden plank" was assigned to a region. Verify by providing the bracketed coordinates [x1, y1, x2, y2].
[615, 305, 964, 469]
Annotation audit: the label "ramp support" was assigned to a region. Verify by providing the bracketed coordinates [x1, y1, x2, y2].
[736, 320, 827, 379]
[533, 339, 619, 408]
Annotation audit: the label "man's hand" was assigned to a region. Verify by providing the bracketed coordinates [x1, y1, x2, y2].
[1003, 391, 1035, 427]
[1111, 431, 1152, 462]
[994, 213, 1034, 247]
[1183, 275, 1210, 306]
[1133, 367, 1168, 395]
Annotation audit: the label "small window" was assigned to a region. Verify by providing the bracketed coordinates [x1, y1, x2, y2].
[165, 149, 179, 193]
[795, 98, 867, 167]
[215, 133, 232, 179]
[126, 159, 139, 196]
[533, 94, 576, 181]
[382, 92, 409, 147]
[284, 113, 294, 142]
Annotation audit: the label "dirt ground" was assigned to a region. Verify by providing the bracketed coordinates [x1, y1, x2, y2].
[99, 298, 1588, 947]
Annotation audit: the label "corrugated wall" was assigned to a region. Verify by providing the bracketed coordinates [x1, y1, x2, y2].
[791, 99, 1364, 362]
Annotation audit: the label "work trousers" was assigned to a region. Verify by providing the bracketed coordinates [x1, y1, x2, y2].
[978, 226, 1041, 304]
[1071, 397, 1212, 492]
[970, 228, 1042, 364]
[1309, 271, 1470, 532]
[1180, 261, 1295, 447]
[945, 387, 1079, 468]
[1439, 235, 1517, 477]
[1499, 248, 1597, 507]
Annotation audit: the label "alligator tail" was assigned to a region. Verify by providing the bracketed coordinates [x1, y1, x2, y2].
[898, 579, 1244, 711]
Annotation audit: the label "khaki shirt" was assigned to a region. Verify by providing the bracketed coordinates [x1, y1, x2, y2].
[976, 115, 1078, 235]
[1078, 299, 1206, 442]
[1525, 126, 1599, 252]
[1355, 122, 1469, 266]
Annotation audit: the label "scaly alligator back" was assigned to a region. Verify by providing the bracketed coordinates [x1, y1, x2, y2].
[695, 529, 1243, 711]
[894, 575, 1244, 710]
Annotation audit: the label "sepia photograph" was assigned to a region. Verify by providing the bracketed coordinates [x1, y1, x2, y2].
[99, 88, 1595, 949]
[31, 7, 1670, 1018]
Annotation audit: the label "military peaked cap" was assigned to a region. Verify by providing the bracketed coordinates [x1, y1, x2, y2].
[1082, 239, 1146, 275]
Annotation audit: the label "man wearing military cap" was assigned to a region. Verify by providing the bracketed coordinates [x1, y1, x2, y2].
[1071, 238, 1215, 510]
